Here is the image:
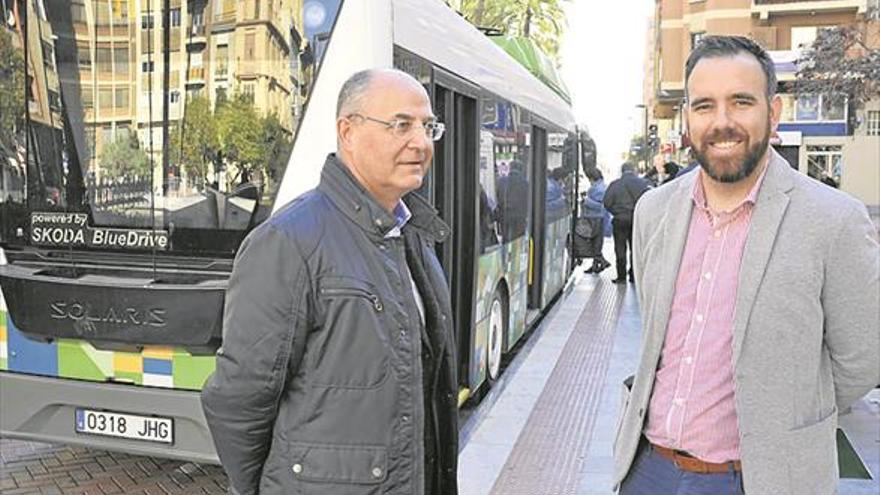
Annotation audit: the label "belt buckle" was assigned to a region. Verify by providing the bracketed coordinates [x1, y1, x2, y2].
[673, 453, 708, 474]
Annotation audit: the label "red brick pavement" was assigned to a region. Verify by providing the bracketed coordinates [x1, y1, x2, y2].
[0, 438, 228, 494]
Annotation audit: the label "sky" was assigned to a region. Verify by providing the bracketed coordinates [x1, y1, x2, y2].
[559, 0, 656, 173]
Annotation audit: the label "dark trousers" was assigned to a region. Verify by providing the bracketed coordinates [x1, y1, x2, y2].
[612, 217, 634, 280]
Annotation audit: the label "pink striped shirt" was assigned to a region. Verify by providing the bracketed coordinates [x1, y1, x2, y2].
[644, 163, 768, 463]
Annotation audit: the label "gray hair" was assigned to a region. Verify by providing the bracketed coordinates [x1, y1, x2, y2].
[336, 70, 375, 118]
[685, 35, 777, 101]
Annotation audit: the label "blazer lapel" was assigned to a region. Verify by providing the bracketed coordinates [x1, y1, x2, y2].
[732, 151, 794, 367]
[648, 176, 695, 359]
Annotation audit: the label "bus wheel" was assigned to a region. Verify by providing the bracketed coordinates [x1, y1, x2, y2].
[487, 292, 505, 382]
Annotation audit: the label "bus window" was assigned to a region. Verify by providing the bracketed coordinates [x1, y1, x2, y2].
[0, 9, 26, 230]
[483, 99, 530, 244]
[478, 130, 499, 253]
[545, 131, 574, 223]
[0, 0, 343, 258]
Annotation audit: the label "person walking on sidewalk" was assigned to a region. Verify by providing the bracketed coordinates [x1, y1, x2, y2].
[580, 168, 612, 274]
[613, 35, 880, 495]
[202, 69, 459, 495]
[603, 162, 650, 283]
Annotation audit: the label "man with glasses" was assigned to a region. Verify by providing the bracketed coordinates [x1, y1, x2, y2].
[202, 68, 458, 495]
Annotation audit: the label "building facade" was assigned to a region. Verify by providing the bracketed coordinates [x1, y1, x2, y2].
[649, 0, 880, 210]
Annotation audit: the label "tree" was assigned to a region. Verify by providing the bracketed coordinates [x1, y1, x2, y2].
[459, 0, 569, 63]
[0, 28, 25, 153]
[262, 113, 292, 188]
[99, 131, 151, 179]
[796, 8, 879, 121]
[216, 94, 267, 182]
[169, 96, 218, 185]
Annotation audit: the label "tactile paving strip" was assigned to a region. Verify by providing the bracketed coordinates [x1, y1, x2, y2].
[489, 281, 626, 495]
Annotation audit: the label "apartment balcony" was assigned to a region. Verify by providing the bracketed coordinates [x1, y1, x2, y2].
[186, 24, 207, 50]
[214, 11, 236, 26]
[185, 67, 206, 86]
[752, 0, 865, 19]
[777, 92, 851, 136]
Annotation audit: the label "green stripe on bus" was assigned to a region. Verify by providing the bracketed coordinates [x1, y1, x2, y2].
[58, 341, 111, 381]
[172, 353, 216, 390]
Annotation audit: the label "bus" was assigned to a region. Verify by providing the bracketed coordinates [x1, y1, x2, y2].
[0, 0, 579, 462]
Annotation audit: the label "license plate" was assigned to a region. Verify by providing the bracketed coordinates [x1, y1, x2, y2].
[75, 409, 174, 444]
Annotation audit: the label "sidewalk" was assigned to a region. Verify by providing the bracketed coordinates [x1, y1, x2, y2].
[458, 264, 880, 494]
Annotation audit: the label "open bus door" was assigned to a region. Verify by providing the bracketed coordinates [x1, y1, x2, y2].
[527, 126, 548, 311]
[429, 72, 479, 401]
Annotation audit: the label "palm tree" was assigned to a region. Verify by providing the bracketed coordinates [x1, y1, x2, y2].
[459, 0, 568, 63]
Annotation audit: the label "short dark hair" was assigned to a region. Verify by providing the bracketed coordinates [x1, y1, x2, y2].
[684, 35, 777, 100]
[585, 167, 603, 182]
[621, 162, 636, 174]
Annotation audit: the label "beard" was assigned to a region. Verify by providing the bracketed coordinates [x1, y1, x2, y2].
[693, 121, 770, 183]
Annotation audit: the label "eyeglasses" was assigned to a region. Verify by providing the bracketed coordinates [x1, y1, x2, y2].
[348, 113, 446, 141]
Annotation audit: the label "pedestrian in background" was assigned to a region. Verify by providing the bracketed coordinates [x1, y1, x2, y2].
[661, 161, 681, 185]
[614, 35, 879, 495]
[580, 168, 611, 274]
[603, 162, 650, 284]
[202, 69, 459, 495]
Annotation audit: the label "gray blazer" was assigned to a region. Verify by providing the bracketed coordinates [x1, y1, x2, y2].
[613, 150, 880, 494]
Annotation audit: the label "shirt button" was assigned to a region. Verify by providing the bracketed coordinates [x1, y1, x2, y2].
[714, 230, 722, 238]
[695, 314, 704, 323]
[292, 463, 303, 474]
[703, 272, 712, 280]
[401, 414, 410, 423]
[372, 467, 383, 478]
[684, 356, 693, 365]
[674, 398, 684, 406]
[399, 329, 407, 338]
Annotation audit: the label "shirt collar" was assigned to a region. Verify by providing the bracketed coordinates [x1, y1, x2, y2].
[691, 159, 770, 214]
[385, 200, 413, 238]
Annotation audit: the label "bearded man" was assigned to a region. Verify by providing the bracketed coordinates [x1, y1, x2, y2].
[612, 35, 879, 495]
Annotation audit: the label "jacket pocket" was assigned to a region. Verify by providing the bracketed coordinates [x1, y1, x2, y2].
[290, 442, 387, 495]
[613, 375, 635, 453]
[310, 279, 389, 389]
[787, 406, 838, 495]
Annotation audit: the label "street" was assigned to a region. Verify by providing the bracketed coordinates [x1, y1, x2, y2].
[0, 439, 228, 495]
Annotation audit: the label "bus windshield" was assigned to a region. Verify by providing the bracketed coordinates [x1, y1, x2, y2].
[0, 0, 343, 257]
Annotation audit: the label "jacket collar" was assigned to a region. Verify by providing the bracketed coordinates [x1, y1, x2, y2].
[317, 154, 450, 242]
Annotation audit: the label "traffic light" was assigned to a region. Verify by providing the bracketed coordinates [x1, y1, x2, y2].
[647, 124, 659, 150]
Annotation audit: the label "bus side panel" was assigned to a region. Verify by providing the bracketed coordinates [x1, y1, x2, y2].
[506, 237, 530, 348]
[1, 307, 8, 372]
[0, 249, 6, 371]
[471, 250, 502, 389]
[541, 214, 572, 305]
[2, 314, 214, 391]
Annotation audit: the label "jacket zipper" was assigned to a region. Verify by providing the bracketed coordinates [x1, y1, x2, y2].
[320, 288, 384, 312]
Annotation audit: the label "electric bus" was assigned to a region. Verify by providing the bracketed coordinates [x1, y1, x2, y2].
[0, 0, 579, 462]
